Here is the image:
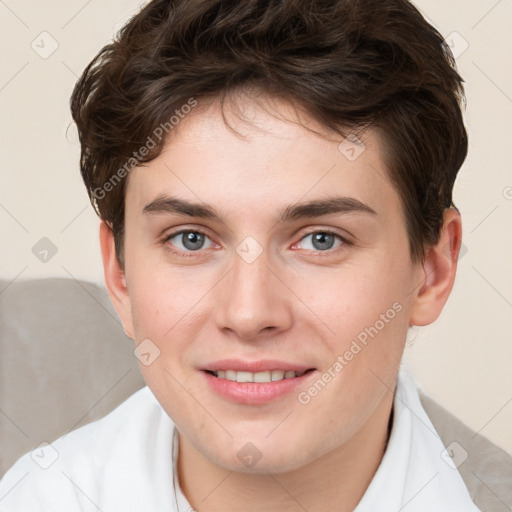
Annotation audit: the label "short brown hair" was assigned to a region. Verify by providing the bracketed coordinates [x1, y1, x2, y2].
[70, 0, 468, 266]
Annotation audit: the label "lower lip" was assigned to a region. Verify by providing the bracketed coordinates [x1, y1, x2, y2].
[201, 370, 317, 405]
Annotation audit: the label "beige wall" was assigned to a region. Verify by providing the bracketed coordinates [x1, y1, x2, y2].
[1, 1, 511, 454]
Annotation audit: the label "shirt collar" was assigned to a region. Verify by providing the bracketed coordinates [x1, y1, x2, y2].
[354, 363, 480, 511]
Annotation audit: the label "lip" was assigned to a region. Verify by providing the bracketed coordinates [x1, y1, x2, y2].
[200, 359, 317, 405]
[201, 359, 314, 373]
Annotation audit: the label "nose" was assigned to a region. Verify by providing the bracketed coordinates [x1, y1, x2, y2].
[214, 246, 293, 341]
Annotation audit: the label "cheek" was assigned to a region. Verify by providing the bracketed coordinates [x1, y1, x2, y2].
[126, 262, 218, 400]
[295, 255, 412, 337]
[293, 268, 411, 437]
[290, 257, 414, 410]
[127, 256, 210, 337]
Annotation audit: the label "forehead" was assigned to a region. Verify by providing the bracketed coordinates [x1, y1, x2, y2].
[126, 95, 403, 224]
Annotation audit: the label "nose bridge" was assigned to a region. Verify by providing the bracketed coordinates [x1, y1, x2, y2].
[215, 242, 292, 340]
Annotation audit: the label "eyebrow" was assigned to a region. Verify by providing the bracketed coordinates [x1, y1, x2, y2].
[142, 195, 377, 222]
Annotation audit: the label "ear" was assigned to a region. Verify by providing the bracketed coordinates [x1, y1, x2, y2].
[99, 221, 135, 338]
[409, 208, 462, 326]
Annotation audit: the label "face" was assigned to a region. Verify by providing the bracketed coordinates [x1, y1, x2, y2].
[112, 95, 427, 473]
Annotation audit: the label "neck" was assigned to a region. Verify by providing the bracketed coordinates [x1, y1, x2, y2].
[177, 393, 394, 512]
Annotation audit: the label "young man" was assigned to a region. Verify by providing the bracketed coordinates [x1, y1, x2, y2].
[0, 0, 485, 510]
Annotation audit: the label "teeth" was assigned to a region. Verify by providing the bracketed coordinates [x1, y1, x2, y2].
[211, 369, 307, 382]
[236, 371, 254, 383]
[271, 370, 285, 381]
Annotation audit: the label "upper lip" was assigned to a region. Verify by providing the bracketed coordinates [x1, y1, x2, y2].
[202, 359, 315, 373]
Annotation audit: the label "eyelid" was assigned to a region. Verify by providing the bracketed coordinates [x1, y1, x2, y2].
[163, 227, 212, 243]
[296, 224, 354, 241]
[291, 228, 350, 253]
[162, 227, 219, 258]
[162, 226, 352, 258]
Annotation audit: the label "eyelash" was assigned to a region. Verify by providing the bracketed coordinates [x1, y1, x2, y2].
[162, 228, 350, 259]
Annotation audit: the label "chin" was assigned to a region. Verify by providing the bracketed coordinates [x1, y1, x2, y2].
[202, 435, 316, 475]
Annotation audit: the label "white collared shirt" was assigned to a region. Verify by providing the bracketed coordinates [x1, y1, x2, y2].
[0, 364, 481, 511]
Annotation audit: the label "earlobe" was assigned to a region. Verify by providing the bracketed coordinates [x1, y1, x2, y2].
[99, 222, 135, 338]
[409, 208, 462, 327]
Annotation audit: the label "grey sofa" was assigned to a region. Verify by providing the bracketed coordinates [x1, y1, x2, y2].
[0, 278, 510, 510]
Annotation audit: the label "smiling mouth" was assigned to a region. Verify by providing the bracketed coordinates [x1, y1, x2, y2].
[204, 369, 316, 383]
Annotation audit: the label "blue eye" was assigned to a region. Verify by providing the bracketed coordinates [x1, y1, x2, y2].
[297, 231, 345, 252]
[163, 228, 348, 259]
[165, 230, 213, 252]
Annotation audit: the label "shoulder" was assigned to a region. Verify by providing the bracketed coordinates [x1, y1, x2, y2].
[0, 386, 172, 511]
[419, 390, 512, 512]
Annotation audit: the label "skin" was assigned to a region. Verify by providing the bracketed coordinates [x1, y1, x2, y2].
[100, 94, 462, 512]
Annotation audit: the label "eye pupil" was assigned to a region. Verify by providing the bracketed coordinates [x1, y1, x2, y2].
[312, 232, 335, 251]
[182, 231, 204, 250]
